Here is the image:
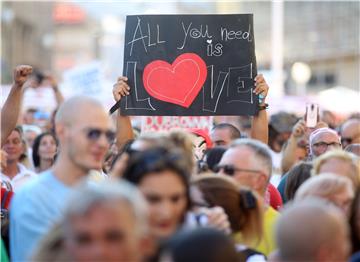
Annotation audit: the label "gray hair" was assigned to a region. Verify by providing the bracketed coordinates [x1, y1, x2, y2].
[63, 179, 148, 236]
[295, 173, 354, 202]
[230, 138, 273, 176]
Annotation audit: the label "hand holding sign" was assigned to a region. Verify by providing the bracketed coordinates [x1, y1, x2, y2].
[253, 74, 269, 104]
[121, 14, 258, 116]
[110, 77, 131, 114]
[113, 76, 130, 101]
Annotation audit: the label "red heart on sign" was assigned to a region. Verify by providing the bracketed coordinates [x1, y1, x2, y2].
[143, 53, 207, 108]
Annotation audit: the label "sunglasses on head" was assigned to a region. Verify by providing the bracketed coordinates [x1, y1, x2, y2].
[84, 128, 115, 144]
[213, 164, 263, 176]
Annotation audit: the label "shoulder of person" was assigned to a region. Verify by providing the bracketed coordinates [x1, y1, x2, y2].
[265, 206, 280, 220]
[236, 245, 267, 262]
[12, 170, 53, 199]
[0, 173, 11, 183]
[17, 163, 38, 177]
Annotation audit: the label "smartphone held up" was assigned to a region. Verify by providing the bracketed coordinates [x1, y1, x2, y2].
[305, 103, 319, 128]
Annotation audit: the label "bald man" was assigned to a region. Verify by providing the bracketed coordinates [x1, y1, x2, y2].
[275, 199, 350, 262]
[341, 119, 360, 148]
[10, 96, 114, 261]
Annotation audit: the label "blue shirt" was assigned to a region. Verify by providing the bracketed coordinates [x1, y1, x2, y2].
[277, 173, 289, 203]
[10, 170, 72, 261]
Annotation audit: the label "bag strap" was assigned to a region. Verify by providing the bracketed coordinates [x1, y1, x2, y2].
[1, 190, 9, 209]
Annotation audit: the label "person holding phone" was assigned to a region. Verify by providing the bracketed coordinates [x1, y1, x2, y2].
[280, 104, 329, 174]
[278, 121, 341, 203]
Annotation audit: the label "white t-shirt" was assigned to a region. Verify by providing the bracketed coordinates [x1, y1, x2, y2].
[0, 163, 37, 192]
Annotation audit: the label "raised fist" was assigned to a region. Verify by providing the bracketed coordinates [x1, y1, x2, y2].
[292, 119, 307, 138]
[13, 65, 33, 87]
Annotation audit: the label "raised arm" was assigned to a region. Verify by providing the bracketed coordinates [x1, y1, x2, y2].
[112, 76, 134, 150]
[250, 74, 269, 144]
[281, 119, 307, 173]
[45, 74, 64, 106]
[1, 65, 33, 146]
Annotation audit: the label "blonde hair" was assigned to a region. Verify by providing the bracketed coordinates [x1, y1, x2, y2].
[133, 130, 195, 175]
[135, 132, 173, 149]
[168, 129, 196, 174]
[312, 150, 360, 188]
[191, 174, 263, 245]
[295, 173, 354, 202]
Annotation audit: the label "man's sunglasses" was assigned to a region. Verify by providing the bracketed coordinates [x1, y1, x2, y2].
[84, 128, 115, 144]
[213, 164, 263, 176]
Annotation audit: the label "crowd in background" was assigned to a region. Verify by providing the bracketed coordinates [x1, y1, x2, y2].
[1, 65, 359, 262]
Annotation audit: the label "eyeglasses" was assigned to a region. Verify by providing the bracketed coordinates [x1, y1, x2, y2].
[312, 141, 341, 149]
[213, 164, 263, 176]
[84, 128, 115, 144]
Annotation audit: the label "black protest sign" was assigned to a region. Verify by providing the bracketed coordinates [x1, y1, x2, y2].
[120, 14, 258, 116]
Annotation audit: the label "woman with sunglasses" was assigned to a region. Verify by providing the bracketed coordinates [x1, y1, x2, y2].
[191, 174, 266, 261]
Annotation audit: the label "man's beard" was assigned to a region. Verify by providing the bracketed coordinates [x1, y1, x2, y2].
[67, 137, 92, 174]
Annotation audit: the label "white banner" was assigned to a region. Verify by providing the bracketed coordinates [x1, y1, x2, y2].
[141, 116, 214, 134]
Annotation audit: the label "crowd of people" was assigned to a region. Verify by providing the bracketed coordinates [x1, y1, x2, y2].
[1, 65, 359, 262]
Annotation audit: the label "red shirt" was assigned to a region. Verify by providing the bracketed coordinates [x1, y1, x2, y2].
[266, 183, 283, 211]
[1, 188, 14, 210]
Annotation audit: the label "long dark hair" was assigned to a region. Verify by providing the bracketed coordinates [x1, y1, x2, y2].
[122, 147, 191, 210]
[32, 132, 58, 168]
[284, 162, 313, 202]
